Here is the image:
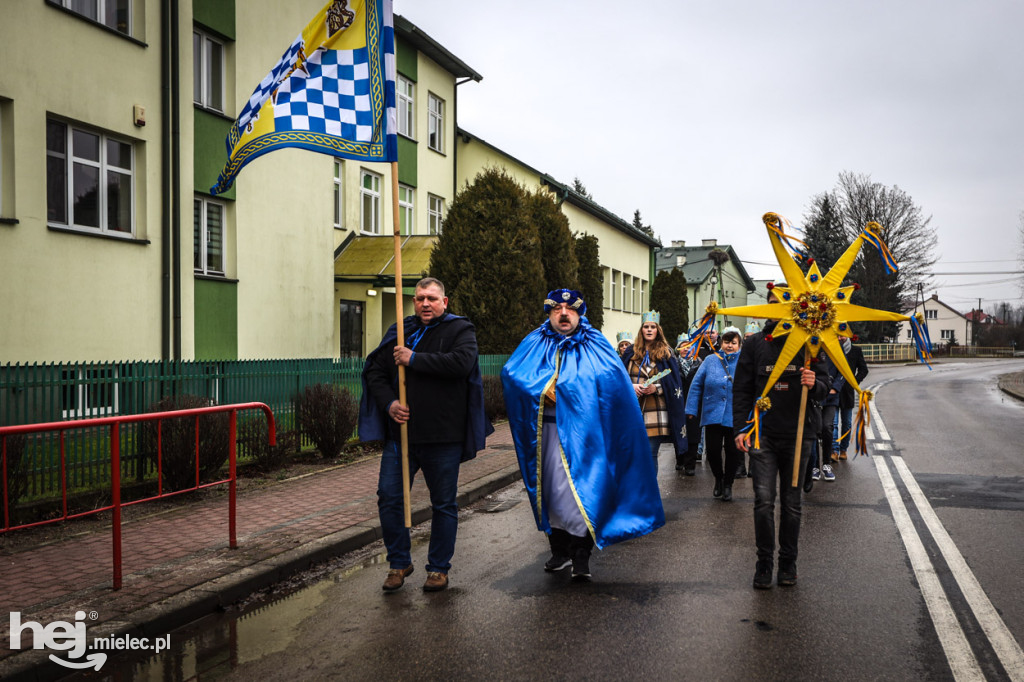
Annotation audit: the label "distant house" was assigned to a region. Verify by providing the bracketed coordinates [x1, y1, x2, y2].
[654, 240, 757, 330]
[964, 310, 1004, 326]
[897, 294, 972, 346]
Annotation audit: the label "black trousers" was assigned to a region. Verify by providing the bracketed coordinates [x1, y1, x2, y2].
[676, 414, 702, 468]
[548, 527, 593, 557]
[704, 423, 741, 485]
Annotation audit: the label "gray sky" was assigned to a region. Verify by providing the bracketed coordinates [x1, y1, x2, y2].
[395, 0, 1024, 314]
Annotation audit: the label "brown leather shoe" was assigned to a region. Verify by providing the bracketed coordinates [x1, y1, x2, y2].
[382, 565, 414, 592]
[422, 571, 449, 592]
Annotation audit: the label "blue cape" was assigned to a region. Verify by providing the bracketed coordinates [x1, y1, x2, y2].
[501, 317, 665, 549]
[620, 346, 689, 454]
[358, 313, 493, 462]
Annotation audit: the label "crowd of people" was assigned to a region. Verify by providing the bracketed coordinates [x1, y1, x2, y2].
[359, 279, 866, 593]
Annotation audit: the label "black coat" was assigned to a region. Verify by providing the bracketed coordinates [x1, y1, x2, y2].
[838, 344, 869, 409]
[362, 313, 486, 452]
[732, 322, 829, 439]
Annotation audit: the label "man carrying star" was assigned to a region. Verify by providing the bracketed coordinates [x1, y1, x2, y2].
[733, 284, 829, 590]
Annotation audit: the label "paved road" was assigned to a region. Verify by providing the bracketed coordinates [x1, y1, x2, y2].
[76, 359, 1024, 681]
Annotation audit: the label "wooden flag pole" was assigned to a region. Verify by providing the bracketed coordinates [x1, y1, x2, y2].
[390, 161, 412, 527]
[791, 353, 813, 488]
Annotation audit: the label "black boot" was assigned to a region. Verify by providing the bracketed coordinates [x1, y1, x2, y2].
[713, 477, 723, 498]
[569, 532, 593, 581]
[544, 528, 572, 572]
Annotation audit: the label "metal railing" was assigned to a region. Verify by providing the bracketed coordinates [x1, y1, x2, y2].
[0, 356, 510, 503]
[0, 403, 276, 589]
[858, 344, 1014, 362]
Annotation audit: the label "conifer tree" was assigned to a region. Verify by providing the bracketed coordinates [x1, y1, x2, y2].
[650, 268, 689, 344]
[530, 190, 578, 294]
[428, 168, 546, 354]
[575, 233, 604, 330]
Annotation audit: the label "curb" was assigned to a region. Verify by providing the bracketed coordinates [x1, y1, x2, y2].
[2, 464, 523, 682]
[997, 372, 1024, 404]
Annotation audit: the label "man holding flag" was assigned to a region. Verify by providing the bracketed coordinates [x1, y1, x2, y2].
[359, 278, 491, 592]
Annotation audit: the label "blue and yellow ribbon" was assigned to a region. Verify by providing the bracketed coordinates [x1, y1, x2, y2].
[861, 222, 898, 274]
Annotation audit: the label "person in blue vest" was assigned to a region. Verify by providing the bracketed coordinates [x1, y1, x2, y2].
[686, 326, 743, 500]
[502, 289, 664, 581]
[359, 277, 492, 593]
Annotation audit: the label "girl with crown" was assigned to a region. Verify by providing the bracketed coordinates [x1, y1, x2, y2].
[620, 311, 688, 476]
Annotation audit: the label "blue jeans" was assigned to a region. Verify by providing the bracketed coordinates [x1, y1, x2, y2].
[750, 435, 807, 565]
[838, 407, 853, 453]
[377, 440, 462, 574]
[649, 436, 667, 473]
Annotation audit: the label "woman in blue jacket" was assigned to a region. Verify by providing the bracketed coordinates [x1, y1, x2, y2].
[685, 326, 743, 501]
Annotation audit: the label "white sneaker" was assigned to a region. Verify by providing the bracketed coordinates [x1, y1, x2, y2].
[822, 464, 836, 482]
[811, 467, 821, 481]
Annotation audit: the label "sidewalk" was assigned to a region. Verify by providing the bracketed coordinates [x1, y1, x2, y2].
[998, 371, 1024, 402]
[1, 422, 522, 680]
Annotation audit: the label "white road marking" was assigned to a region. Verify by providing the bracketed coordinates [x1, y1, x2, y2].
[873, 442, 892, 451]
[872, 456, 984, 681]
[892, 456, 1024, 681]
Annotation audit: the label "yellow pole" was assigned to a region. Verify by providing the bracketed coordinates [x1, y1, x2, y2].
[390, 161, 412, 527]
[791, 353, 812, 488]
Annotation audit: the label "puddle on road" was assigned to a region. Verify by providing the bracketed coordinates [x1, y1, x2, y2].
[59, 492, 523, 681]
[59, 543, 399, 681]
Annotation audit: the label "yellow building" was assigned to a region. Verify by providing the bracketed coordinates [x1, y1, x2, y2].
[0, 2, 480, 364]
[455, 129, 659, 346]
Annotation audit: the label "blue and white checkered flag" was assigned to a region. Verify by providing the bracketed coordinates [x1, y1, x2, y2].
[212, 0, 396, 195]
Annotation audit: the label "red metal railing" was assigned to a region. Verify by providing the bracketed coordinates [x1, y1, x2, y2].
[0, 403, 276, 589]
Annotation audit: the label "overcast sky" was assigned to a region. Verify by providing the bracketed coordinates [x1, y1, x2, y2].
[393, 0, 1024, 314]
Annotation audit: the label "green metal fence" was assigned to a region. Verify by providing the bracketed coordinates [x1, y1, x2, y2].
[0, 356, 510, 502]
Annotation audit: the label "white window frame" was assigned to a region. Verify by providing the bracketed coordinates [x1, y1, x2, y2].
[398, 184, 414, 235]
[611, 270, 620, 310]
[58, 0, 132, 35]
[194, 196, 226, 275]
[333, 159, 344, 229]
[61, 367, 119, 419]
[428, 194, 444, 235]
[397, 75, 414, 138]
[360, 169, 382, 234]
[925, 309, 938, 320]
[193, 28, 225, 113]
[47, 119, 135, 237]
[940, 329, 953, 340]
[621, 274, 628, 313]
[427, 93, 444, 153]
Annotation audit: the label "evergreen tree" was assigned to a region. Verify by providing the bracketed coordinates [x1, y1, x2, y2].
[650, 268, 689, 344]
[801, 193, 849, 273]
[530, 189, 578, 293]
[572, 177, 592, 199]
[428, 168, 546, 354]
[575, 233, 604, 330]
[632, 209, 656, 239]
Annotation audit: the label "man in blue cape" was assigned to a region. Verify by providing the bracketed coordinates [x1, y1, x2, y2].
[501, 289, 664, 581]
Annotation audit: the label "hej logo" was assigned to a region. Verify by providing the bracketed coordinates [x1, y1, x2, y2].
[9, 610, 106, 670]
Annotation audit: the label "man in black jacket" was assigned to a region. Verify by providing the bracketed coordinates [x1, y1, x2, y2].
[733, 289, 829, 590]
[362, 277, 488, 593]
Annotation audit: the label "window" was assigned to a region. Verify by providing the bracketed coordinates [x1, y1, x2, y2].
[428, 194, 444, 235]
[194, 196, 225, 275]
[632, 277, 639, 312]
[397, 75, 414, 138]
[907, 329, 913, 340]
[611, 270, 620, 309]
[47, 120, 134, 236]
[61, 366, 119, 419]
[925, 309, 937, 320]
[427, 93, 444, 153]
[360, 169, 381, 234]
[398, 184, 414, 235]
[57, 0, 131, 35]
[193, 28, 225, 112]
[333, 159, 344, 229]
[940, 329, 953, 340]
[620, 273, 628, 313]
